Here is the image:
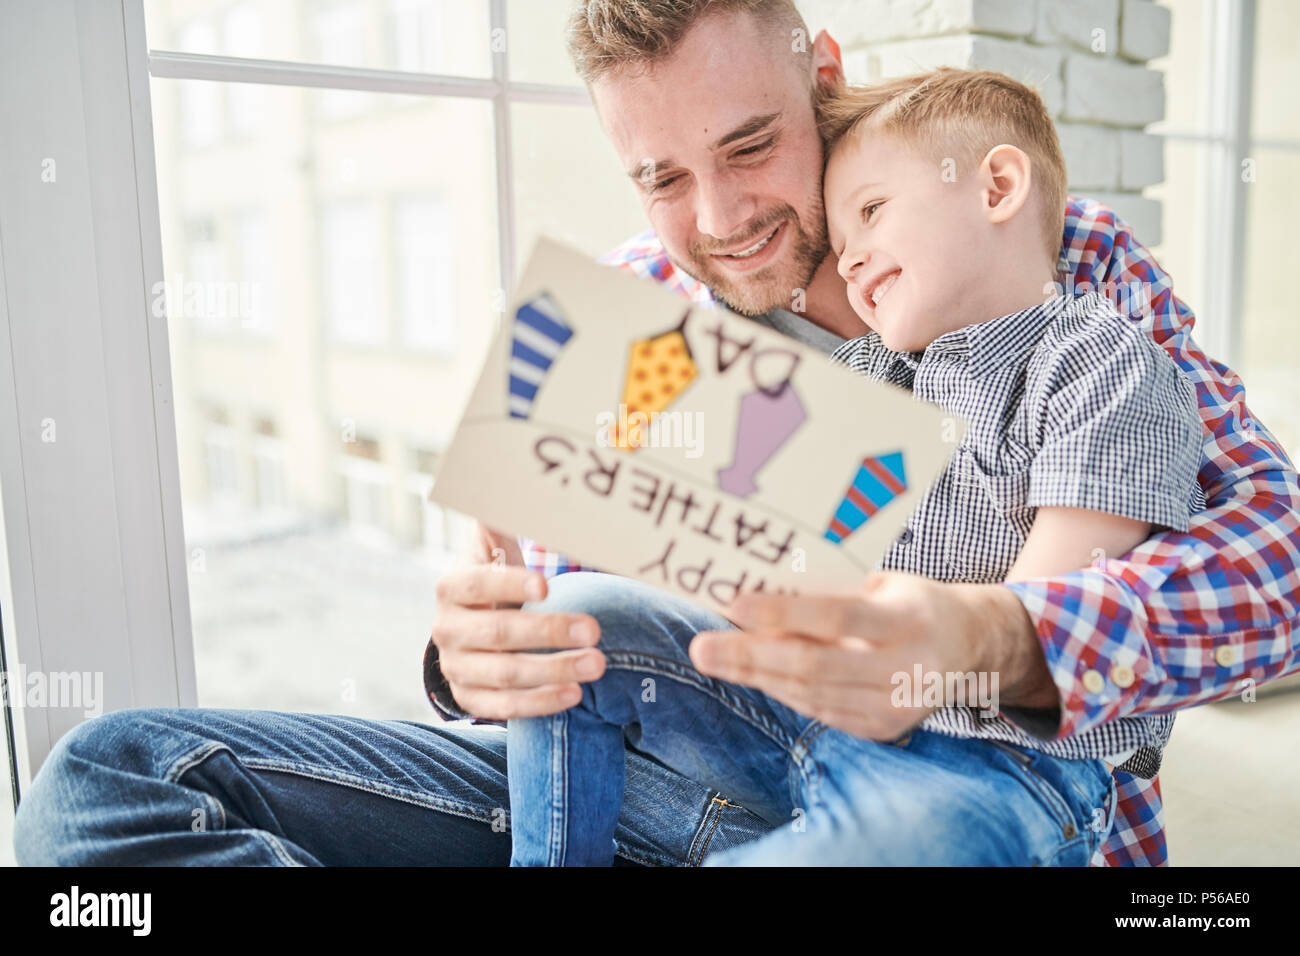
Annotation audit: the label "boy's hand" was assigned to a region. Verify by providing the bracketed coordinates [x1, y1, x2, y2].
[429, 524, 605, 720]
[689, 571, 1057, 741]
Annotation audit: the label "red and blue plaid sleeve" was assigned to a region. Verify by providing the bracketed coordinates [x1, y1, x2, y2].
[1005, 196, 1300, 742]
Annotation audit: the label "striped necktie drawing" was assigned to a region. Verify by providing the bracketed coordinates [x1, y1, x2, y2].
[508, 292, 573, 419]
[824, 451, 908, 543]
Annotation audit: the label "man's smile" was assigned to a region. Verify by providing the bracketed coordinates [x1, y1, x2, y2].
[710, 219, 788, 272]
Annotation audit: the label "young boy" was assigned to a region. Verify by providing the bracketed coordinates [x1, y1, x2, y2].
[507, 68, 1204, 866]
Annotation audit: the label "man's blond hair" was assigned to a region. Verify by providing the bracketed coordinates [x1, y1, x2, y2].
[817, 68, 1067, 261]
[566, 0, 810, 85]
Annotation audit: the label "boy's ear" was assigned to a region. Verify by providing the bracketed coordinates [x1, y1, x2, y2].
[811, 30, 844, 94]
[980, 144, 1033, 225]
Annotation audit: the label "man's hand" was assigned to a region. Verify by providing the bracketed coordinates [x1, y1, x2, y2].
[689, 570, 1058, 741]
[429, 524, 605, 720]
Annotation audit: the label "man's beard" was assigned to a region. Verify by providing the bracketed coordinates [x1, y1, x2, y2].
[670, 192, 829, 317]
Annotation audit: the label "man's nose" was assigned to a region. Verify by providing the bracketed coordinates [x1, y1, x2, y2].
[694, 173, 756, 243]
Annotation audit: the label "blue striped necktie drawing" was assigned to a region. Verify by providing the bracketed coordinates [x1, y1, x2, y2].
[824, 451, 908, 543]
[508, 291, 573, 419]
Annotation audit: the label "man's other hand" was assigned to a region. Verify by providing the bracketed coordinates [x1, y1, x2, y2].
[689, 571, 1057, 740]
[429, 524, 605, 720]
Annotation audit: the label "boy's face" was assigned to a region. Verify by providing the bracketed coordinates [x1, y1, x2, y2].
[825, 129, 993, 352]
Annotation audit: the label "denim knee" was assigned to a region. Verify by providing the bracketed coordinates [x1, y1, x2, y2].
[13, 708, 175, 865]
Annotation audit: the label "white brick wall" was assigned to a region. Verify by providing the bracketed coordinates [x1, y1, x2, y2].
[801, 0, 1169, 246]
[1034, 0, 1119, 55]
[1119, 0, 1171, 61]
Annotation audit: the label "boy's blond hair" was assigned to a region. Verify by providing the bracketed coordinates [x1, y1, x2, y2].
[816, 68, 1067, 262]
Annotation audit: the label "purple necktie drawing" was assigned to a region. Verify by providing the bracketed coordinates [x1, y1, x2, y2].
[716, 382, 807, 497]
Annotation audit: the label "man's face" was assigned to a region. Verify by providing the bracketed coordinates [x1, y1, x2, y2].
[590, 12, 829, 316]
[824, 129, 990, 352]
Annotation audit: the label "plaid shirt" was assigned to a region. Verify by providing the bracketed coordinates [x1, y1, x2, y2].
[835, 291, 1204, 777]
[425, 195, 1300, 867]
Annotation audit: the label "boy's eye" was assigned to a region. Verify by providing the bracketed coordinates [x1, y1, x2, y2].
[862, 201, 883, 222]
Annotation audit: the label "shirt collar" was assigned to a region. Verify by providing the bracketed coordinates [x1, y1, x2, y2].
[922, 294, 1079, 379]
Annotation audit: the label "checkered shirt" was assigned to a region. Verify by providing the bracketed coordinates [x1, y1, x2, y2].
[424, 196, 1300, 867]
[834, 291, 1205, 775]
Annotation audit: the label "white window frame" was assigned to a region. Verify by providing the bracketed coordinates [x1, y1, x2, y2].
[147, 0, 590, 304]
[0, 0, 592, 797]
[0, 0, 198, 793]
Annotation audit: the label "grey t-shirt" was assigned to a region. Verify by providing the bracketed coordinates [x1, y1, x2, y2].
[747, 307, 847, 355]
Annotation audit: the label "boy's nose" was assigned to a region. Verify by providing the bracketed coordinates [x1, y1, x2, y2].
[837, 244, 866, 283]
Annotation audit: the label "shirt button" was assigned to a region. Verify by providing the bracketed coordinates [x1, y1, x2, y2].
[1215, 645, 1237, 668]
[1109, 664, 1135, 689]
[897, 527, 913, 546]
[1082, 669, 1105, 694]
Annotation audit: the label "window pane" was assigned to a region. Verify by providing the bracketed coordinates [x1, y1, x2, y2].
[395, 197, 457, 352]
[1150, 0, 1211, 135]
[1148, 139, 1210, 326]
[512, 102, 647, 265]
[507, 0, 582, 86]
[1251, 0, 1300, 142]
[145, 0, 492, 78]
[151, 79, 496, 719]
[1239, 149, 1300, 462]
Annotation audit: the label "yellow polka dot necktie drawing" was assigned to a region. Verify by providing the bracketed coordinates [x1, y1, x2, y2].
[611, 310, 698, 450]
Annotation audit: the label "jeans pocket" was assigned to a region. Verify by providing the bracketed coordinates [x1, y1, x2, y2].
[987, 740, 1079, 839]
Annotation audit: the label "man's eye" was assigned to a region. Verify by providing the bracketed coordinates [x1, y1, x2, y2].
[734, 138, 775, 158]
[648, 175, 681, 193]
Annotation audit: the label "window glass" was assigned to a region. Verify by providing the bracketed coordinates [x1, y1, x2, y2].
[507, 0, 582, 86]
[151, 79, 496, 719]
[1150, 0, 1212, 135]
[1251, 0, 1300, 142]
[512, 102, 647, 265]
[1239, 150, 1300, 462]
[323, 200, 384, 345]
[395, 197, 457, 352]
[1147, 139, 1210, 330]
[145, 0, 492, 78]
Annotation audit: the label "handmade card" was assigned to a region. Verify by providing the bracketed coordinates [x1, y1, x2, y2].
[431, 238, 964, 615]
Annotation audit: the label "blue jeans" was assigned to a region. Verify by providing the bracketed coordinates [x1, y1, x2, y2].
[508, 572, 1117, 866]
[14, 708, 771, 866]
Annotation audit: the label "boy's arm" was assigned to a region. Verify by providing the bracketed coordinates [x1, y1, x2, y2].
[1006, 508, 1150, 583]
[998, 198, 1300, 741]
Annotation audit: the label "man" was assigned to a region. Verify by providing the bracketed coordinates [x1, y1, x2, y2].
[15, 0, 1298, 866]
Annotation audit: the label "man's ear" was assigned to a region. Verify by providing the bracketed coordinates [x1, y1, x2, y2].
[811, 30, 844, 94]
[980, 144, 1033, 225]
